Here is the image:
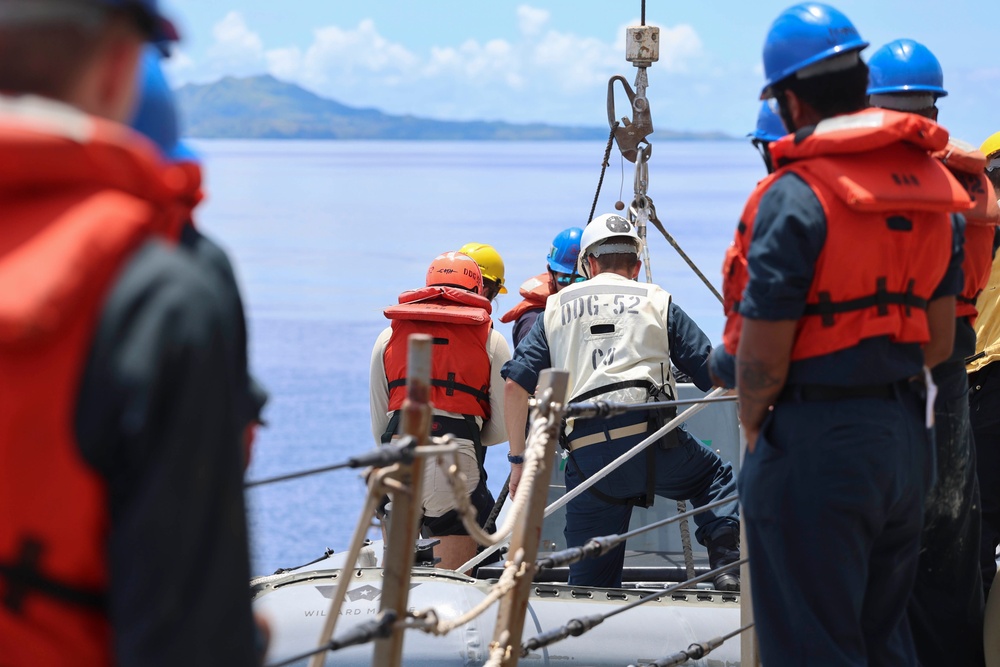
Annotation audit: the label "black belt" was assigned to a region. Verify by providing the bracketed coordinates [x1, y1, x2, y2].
[778, 381, 906, 403]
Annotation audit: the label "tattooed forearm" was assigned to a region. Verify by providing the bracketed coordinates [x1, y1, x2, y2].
[737, 357, 785, 432]
[739, 360, 784, 393]
[735, 319, 796, 441]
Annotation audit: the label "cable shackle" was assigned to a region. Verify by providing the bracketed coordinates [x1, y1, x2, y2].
[607, 75, 653, 164]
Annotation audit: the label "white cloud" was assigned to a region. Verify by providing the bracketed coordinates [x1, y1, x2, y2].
[281, 20, 421, 91]
[657, 24, 703, 73]
[206, 11, 266, 75]
[173, 7, 734, 128]
[517, 5, 550, 37]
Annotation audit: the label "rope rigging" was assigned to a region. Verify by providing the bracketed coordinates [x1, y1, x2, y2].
[244, 435, 419, 488]
[535, 493, 739, 571]
[520, 558, 747, 656]
[244, 393, 734, 490]
[457, 386, 728, 574]
[264, 611, 397, 667]
[257, 3, 754, 662]
[629, 623, 754, 667]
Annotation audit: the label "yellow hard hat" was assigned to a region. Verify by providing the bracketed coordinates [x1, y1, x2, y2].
[459, 243, 507, 294]
[981, 131, 1000, 160]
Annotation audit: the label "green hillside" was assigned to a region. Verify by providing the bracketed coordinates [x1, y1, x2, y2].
[176, 75, 733, 141]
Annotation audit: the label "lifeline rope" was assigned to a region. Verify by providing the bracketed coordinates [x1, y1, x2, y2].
[677, 499, 695, 580]
[485, 631, 514, 667]
[535, 493, 738, 570]
[483, 475, 510, 534]
[589, 121, 620, 224]
[408, 549, 528, 636]
[437, 409, 555, 548]
[521, 558, 747, 654]
[305, 471, 388, 667]
[630, 623, 754, 667]
[458, 387, 727, 573]
[647, 210, 724, 305]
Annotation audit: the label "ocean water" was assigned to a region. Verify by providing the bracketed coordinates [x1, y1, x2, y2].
[189, 139, 764, 576]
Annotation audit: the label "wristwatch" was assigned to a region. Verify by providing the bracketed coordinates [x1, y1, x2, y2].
[507, 452, 525, 464]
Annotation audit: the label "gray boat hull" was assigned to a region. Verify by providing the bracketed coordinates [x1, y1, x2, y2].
[253, 564, 742, 666]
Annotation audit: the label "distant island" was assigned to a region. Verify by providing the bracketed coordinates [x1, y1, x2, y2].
[176, 75, 733, 141]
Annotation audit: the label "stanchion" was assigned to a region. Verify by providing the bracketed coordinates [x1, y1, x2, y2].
[738, 425, 761, 666]
[372, 334, 434, 667]
[489, 369, 569, 667]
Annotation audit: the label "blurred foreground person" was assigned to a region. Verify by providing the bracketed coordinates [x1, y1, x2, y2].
[735, 4, 968, 664]
[130, 46, 268, 469]
[0, 1, 259, 665]
[969, 130, 1000, 598]
[868, 37, 998, 666]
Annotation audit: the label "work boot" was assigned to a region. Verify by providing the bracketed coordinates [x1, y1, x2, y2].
[713, 571, 740, 592]
[706, 523, 741, 592]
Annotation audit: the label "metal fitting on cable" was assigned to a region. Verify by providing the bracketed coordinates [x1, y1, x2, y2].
[521, 614, 605, 654]
[347, 435, 416, 468]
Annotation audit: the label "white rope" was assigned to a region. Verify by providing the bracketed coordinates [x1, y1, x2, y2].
[408, 549, 527, 636]
[484, 632, 513, 667]
[436, 410, 554, 548]
[457, 387, 727, 573]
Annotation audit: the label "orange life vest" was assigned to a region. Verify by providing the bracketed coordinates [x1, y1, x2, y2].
[721, 172, 781, 354]
[934, 139, 1000, 322]
[0, 98, 188, 665]
[721, 108, 970, 360]
[499, 273, 552, 324]
[383, 286, 493, 418]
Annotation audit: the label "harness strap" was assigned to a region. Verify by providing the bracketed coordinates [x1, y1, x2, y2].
[381, 411, 487, 476]
[571, 379, 665, 404]
[805, 276, 926, 327]
[0, 538, 106, 614]
[387, 377, 490, 403]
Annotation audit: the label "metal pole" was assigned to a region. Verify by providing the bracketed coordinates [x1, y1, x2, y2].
[372, 334, 433, 667]
[490, 369, 569, 667]
[738, 427, 761, 666]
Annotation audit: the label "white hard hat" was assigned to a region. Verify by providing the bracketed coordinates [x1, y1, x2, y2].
[577, 213, 643, 278]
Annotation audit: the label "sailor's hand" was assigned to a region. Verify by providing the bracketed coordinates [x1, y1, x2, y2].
[744, 426, 760, 454]
[509, 464, 523, 498]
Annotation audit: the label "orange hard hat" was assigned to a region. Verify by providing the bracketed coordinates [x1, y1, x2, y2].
[426, 251, 484, 294]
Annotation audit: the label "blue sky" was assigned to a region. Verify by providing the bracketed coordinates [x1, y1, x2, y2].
[161, 1, 1000, 143]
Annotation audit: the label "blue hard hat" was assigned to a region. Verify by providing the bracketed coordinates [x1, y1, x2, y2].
[749, 101, 787, 142]
[867, 39, 947, 98]
[130, 46, 196, 163]
[761, 3, 868, 99]
[547, 227, 583, 274]
[99, 0, 179, 43]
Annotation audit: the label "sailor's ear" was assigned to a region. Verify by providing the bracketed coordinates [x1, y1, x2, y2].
[632, 259, 642, 280]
